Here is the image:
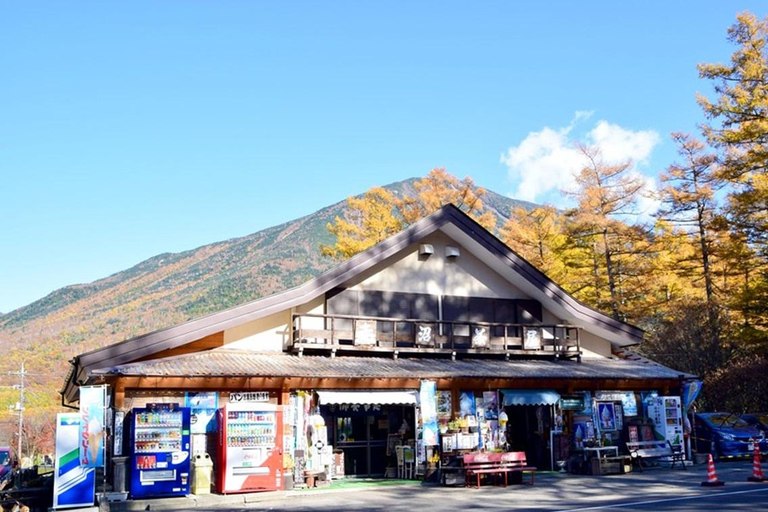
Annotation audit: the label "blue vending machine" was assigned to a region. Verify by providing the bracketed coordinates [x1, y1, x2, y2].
[130, 403, 191, 498]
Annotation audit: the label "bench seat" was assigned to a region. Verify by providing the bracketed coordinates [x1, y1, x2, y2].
[626, 440, 686, 471]
[463, 452, 536, 488]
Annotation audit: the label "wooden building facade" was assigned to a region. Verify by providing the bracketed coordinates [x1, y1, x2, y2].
[62, 205, 689, 487]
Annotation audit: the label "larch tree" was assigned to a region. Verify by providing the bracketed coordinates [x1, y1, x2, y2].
[321, 187, 403, 260]
[698, 11, 768, 249]
[324, 169, 497, 260]
[565, 145, 649, 322]
[397, 168, 497, 231]
[500, 205, 568, 284]
[698, 11, 768, 355]
[654, 132, 722, 305]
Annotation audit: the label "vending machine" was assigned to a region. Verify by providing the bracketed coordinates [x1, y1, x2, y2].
[129, 404, 191, 498]
[217, 402, 283, 493]
[647, 396, 684, 448]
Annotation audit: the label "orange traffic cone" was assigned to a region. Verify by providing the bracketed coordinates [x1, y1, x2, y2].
[701, 453, 725, 487]
[747, 446, 766, 482]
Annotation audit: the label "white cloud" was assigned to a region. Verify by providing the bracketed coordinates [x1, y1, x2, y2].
[501, 114, 661, 208]
[589, 121, 659, 165]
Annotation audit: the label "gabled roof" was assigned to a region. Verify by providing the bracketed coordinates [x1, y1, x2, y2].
[63, 204, 645, 402]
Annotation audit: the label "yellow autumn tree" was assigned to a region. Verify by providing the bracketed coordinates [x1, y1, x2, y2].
[500, 205, 568, 283]
[321, 187, 403, 260]
[397, 168, 497, 231]
[323, 169, 497, 260]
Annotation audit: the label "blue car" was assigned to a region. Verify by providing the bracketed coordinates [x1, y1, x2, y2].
[693, 412, 767, 459]
[741, 413, 768, 436]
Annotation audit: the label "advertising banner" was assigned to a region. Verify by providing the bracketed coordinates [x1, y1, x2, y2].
[419, 381, 438, 446]
[682, 381, 702, 411]
[54, 413, 95, 509]
[79, 385, 107, 468]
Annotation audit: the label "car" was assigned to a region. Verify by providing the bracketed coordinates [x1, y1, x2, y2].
[741, 413, 768, 435]
[692, 412, 767, 459]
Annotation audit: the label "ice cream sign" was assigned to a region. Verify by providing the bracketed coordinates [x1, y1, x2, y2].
[79, 385, 107, 468]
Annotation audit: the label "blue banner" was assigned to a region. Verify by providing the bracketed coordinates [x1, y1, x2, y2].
[682, 381, 703, 411]
[419, 381, 438, 446]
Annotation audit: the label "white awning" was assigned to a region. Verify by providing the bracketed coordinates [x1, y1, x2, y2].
[316, 390, 418, 406]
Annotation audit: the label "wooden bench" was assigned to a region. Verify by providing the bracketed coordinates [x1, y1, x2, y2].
[626, 440, 686, 471]
[463, 452, 536, 488]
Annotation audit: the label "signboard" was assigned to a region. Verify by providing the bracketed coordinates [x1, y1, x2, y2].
[471, 326, 489, 348]
[113, 411, 124, 456]
[54, 413, 95, 509]
[79, 385, 107, 468]
[354, 320, 377, 346]
[523, 327, 541, 350]
[229, 391, 270, 403]
[416, 324, 435, 346]
[560, 395, 586, 411]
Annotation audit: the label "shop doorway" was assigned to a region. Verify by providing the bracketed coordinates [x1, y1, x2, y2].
[504, 405, 553, 470]
[323, 405, 414, 477]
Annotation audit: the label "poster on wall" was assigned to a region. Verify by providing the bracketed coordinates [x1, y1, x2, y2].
[483, 391, 498, 420]
[79, 385, 107, 468]
[459, 391, 476, 418]
[185, 391, 219, 434]
[597, 403, 617, 431]
[437, 391, 452, 420]
[419, 381, 439, 446]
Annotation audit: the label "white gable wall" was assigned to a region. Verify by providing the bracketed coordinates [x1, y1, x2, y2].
[219, 232, 614, 358]
[351, 233, 527, 299]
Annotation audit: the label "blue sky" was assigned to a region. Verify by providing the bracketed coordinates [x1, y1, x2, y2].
[1, 2, 764, 313]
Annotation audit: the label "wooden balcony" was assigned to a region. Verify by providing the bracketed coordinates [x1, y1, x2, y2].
[292, 313, 581, 361]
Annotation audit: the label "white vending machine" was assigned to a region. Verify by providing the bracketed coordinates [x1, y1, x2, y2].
[647, 396, 684, 448]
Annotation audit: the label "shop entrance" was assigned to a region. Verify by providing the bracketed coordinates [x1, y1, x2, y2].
[322, 405, 415, 477]
[504, 405, 552, 470]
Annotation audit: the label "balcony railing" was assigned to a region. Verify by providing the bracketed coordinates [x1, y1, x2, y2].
[292, 313, 581, 360]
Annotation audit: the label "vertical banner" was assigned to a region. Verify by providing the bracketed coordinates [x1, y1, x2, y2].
[419, 381, 438, 446]
[682, 381, 702, 411]
[54, 413, 95, 509]
[79, 385, 107, 468]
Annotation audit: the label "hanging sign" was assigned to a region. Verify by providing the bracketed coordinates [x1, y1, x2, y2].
[560, 395, 586, 411]
[79, 385, 107, 468]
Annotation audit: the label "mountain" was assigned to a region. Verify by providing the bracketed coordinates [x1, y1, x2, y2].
[0, 179, 532, 408]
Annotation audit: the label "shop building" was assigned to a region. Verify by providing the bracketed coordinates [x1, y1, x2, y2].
[62, 205, 691, 493]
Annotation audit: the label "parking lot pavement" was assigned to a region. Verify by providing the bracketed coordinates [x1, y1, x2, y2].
[111, 460, 768, 512]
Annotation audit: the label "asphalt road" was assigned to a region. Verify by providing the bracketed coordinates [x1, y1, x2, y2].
[120, 461, 768, 512]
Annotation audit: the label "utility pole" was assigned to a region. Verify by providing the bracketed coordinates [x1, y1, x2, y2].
[7, 362, 26, 462]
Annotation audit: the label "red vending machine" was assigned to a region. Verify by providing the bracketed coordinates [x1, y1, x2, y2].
[217, 402, 283, 493]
